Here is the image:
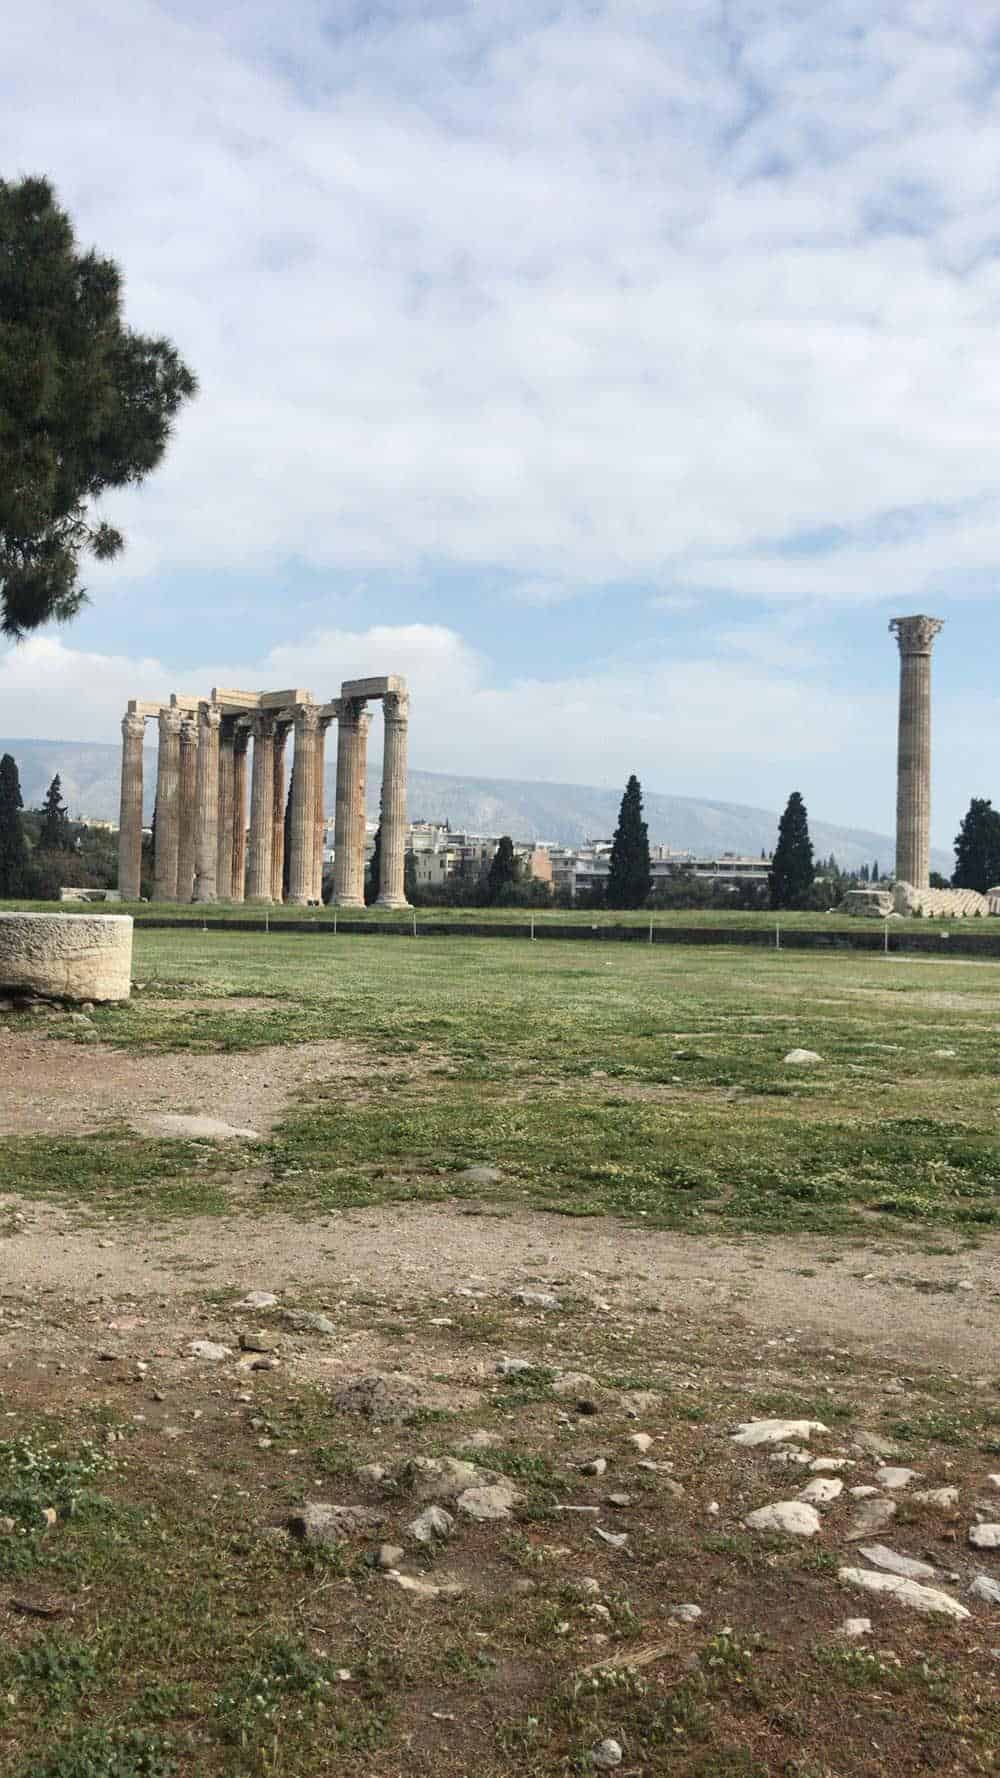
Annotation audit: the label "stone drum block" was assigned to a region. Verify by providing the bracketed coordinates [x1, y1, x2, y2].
[0, 913, 133, 1003]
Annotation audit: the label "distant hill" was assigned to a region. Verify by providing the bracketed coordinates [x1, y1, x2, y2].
[0, 735, 944, 874]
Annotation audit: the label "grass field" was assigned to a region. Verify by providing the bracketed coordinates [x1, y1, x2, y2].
[1, 932, 999, 1777]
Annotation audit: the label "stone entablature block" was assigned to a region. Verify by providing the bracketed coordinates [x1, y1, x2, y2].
[892, 882, 990, 918]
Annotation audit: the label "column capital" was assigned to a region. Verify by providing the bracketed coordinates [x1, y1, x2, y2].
[199, 701, 222, 733]
[122, 711, 146, 741]
[383, 689, 410, 724]
[233, 721, 252, 755]
[294, 702, 322, 736]
[158, 706, 183, 738]
[250, 710, 276, 742]
[339, 696, 367, 727]
[890, 615, 944, 655]
[179, 714, 199, 746]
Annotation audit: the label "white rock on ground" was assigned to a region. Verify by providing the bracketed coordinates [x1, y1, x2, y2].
[670, 1603, 703, 1623]
[732, 1419, 829, 1447]
[238, 1291, 278, 1309]
[408, 1506, 454, 1543]
[798, 1477, 843, 1509]
[876, 1466, 918, 1489]
[783, 1048, 822, 1064]
[968, 1523, 1000, 1549]
[384, 1570, 464, 1601]
[810, 1457, 851, 1472]
[839, 1618, 873, 1638]
[591, 1741, 623, 1770]
[457, 1483, 519, 1521]
[744, 1501, 822, 1537]
[845, 1497, 897, 1541]
[913, 1487, 959, 1507]
[839, 1568, 970, 1620]
[629, 1433, 653, 1454]
[856, 1543, 937, 1580]
[988, 1475, 1000, 1491]
[970, 1575, 1000, 1605]
[512, 1290, 560, 1310]
[188, 1340, 232, 1362]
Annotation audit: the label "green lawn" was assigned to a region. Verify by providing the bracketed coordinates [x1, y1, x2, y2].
[6, 928, 1000, 1237]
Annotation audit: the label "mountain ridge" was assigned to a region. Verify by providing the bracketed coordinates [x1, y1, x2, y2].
[0, 736, 946, 874]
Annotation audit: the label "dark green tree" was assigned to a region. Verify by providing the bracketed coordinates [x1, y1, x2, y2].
[607, 774, 651, 909]
[872, 859, 880, 883]
[282, 768, 294, 898]
[952, 798, 1000, 893]
[487, 836, 517, 902]
[38, 773, 70, 850]
[366, 820, 382, 906]
[769, 790, 815, 909]
[0, 175, 197, 637]
[403, 849, 418, 904]
[0, 753, 29, 894]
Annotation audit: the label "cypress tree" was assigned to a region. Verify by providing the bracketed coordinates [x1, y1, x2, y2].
[38, 773, 70, 850]
[607, 774, 651, 909]
[0, 754, 29, 894]
[769, 790, 815, 909]
[282, 768, 294, 897]
[487, 836, 517, 902]
[366, 821, 382, 905]
[952, 798, 1000, 893]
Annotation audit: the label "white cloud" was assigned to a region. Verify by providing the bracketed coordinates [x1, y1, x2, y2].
[5, 2, 1000, 600]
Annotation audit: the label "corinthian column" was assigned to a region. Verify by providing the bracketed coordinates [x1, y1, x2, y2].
[216, 718, 236, 900]
[312, 718, 330, 902]
[176, 717, 199, 902]
[350, 709, 372, 905]
[231, 725, 249, 901]
[193, 702, 222, 902]
[153, 707, 182, 901]
[246, 713, 276, 902]
[333, 697, 367, 908]
[375, 689, 410, 908]
[288, 704, 320, 905]
[117, 711, 146, 900]
[890, 615, 944, 891]
[271, 722, 290, 902]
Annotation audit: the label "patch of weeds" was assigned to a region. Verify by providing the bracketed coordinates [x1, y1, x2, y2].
[0, 1435, 114, 1531]
[12, 1728, 176, 1778]
[7, 1634, 102, 1709]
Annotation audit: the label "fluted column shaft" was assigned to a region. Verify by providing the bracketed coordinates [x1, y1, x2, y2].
[216, 720, 236, 900]
[333, 698, 366, 907]
[350, 710, 371, 905]
[288, 705, 320, 905]
[247, 714, 276, 902]
[176, 717, 199, 902]
[891, 616, 944, 891]
[312, 720, 329, 902]
[117, 712, 145, 900]
[153, 708, 182, 901]
[193, 703, 222, 902]
[231, 727, 249, 902]
[375, 690, 410, 908]
[271, 724, 289, 903]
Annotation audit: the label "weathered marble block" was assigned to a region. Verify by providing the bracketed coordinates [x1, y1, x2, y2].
[0, 913, 132, 1003]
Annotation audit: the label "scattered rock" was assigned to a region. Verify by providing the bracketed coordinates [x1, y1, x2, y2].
[783, 1049, 822, 1065]
[970, 1575, 1000, 1605]
[147, 1113, 260, 1141]
[457, 1166, 503, 1186]
[287, 1503, 385, 1544]
[854, 1432, 901, 1460]
[377, 1543, 404, 1570]
[188, 1340, 231, 1363]
[849, 1485, 879, 1499]
[238, 1331, 273, 1353]
[732, 1419, 828, 1447]
[237, 1291, 278, 1309]
[457, 1482, 519, 1521]
[913, 1486, 959, 1507]
[856, 1543, 937, 1580]
[384, 1570, 465, 1601]
[876, 1466, 917, 1490]
[463, 1430, 503, 1450]
[591, 1740, 623, 1770]
[839, 1617, 872, 1638]
[810, 1457, 851, 1472]
[628, 1433, 653, 1454]
[744, 1500, 821, 1538]
[553, 1370, 597, 1396]
[770, 1447, 811, 1467]
[409, 1457, 484, 1501]
[798, 1477, 843, 1509]
[593, 1528, 628, 1549]
[580, 1457, 608, 1477]
[839, 1567, 970, 1620]
[333, 1374, 420, 1424]
[408, 1505, 454, 1543]
[512, 1290, 560, 1310]
[845, 1497, 897, 1541]
[606, 1492, 632, 1508]
[988, 1475, 1000, 1492]
[669, 1603, 702, 1623]
[968, 1523, 1000, 1549]
[284, 1311, 337, 1336]
[496, 1358, 533, 1378]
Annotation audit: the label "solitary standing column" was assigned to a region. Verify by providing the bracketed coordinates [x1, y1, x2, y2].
[153, 707, 182, 901]
[231, 726, 249, 901]
[890, 615, 944, 890]
[216, 718, 235, 900]
[375, 689, 410, 908]
[333, 697, 366, 907]
[271, 723, 290, 903]
[193, 702, 222, 903]
[312, 718, 330, 902]
[287, 704, 319, 905]
[117, 710, 146, 900]
[246, 713, 275, 902]
[176, 717, 199, 901]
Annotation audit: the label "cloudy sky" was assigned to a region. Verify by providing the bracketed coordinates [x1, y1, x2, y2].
[3, 0, 1000, 841]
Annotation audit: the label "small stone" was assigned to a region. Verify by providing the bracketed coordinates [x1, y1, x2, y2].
[285, 1311, 336, 1335]
[40, 1507, 57, 1528]
[238, 1291, 278, 1309]
[593, 1528, 628, 1549]
[553, 1370, 597, 1396]
[770, 1447, 811, 1467]
[970, 1574, 1000, 1605]
[376, 1543, 404, 1570]
[463, 1430, 503, 1450]
[783, 1048, 822, 1065]
[512, 1290, 560, 1310]
[606, 1492, 632, 1508]
[591, 1740, 623, 1770]
[628, 1433, 653, 1454]
[744, 1500, 821, 1538]
[287, 1503, 385, 1544]
[238, 1331, 273, 1353]
[849, 1485, 879, 1499]
[410, 1457, 483, 1501]
[731, 1419, 828, 1447]
[458, 1166, 503, 1186]
[356, 1463, 386, 1485]
[857, 1543, 937, 1580]
[839, 1617, 872, 1638]
[854, 1432, 901, 1460]
[913, 1487, 959, 1507]
[496, 1358, 532, 1377]
[810, 1457, 850, 1472]
[969, 1523, 1000, 1549]
[188, 1340, 231, 1362]
[409, 1505, 454, 1543]
[457, 1482, 519, 1522]
[384, 1570, 464, 1600]
[987, 1475, 1000, 1491]
[845, 1497, 897, 1541]
[0, 1517, 15, 1534]
[798, 1477, 843, 1509]
[839, 1566, 970, 1620]
[669, 1602, 702, 1623]
[876, 1466, 917, 1490]
[580, 1457, 607, 1477]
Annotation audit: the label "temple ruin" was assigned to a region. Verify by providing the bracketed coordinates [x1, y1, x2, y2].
[117, 677, 409, 907]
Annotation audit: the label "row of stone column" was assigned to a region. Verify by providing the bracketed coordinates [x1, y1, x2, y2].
[118, 691, 409, 907]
